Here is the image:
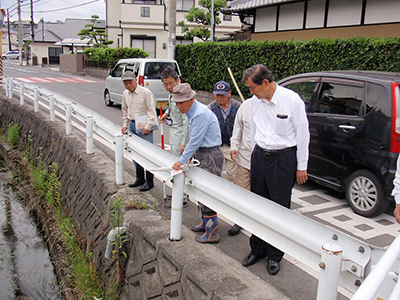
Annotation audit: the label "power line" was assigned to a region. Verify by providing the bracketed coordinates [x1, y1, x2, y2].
[33, 0, 99, 13]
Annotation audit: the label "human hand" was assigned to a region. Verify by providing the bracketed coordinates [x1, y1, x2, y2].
[230, 150, 238, 163]
[394, 204, 400, 224]
[121, 126, 128, 135]
[159, 113, 168, 122]
[180, 145, 186, 154]
[172, 161, 183, 170]
[142, 128, 150, 135]
[296, 170, 308, 185]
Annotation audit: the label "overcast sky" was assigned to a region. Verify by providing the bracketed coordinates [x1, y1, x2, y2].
[2, 0, 105, 23]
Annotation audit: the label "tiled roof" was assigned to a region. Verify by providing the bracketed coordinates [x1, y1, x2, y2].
[224, 0, 302, 13]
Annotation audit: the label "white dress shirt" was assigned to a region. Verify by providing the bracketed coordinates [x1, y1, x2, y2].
[392, 155, 400, 204]
[250, 83, 310, 171]
[230, 98, 253, 170]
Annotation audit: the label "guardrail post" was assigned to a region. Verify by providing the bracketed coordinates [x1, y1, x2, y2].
[33, 87, 39, 112]
[8, 78, 13, 99]
[19, 83, 24, 105]
[316, 243, 343, 300]
[49, 95, 55, 121]
[65, 103, 72, 135]
[4, 77, 8, 97]
[115, 134, 124, 185]
[169, 171, 184, 241]
[86, 115, 94, 154]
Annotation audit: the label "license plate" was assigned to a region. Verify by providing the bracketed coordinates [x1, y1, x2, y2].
[157, 101, 168, 108]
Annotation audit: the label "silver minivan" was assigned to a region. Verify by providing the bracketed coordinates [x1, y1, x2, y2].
[104, 58, 182, 111]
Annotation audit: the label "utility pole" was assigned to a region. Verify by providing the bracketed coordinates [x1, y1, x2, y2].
[17, 0, 22, 65]
[30, 0, 34, 41]
[168, 0, 176, 59]
[210, 0, 215, 41]
[7, 8, 11, 50]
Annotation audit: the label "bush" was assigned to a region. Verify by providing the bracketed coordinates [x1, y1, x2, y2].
[175, 37, 400, 98]
[7, 124, 19, 149]
[83, 47, 149, 68]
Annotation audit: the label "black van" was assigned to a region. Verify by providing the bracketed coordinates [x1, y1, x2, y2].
[278, 71, 400, 217]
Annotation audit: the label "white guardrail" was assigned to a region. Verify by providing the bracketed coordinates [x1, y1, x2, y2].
[4, 77, 400, 300]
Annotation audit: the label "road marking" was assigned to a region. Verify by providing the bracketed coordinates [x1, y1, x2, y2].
[14, 77, 101, 84]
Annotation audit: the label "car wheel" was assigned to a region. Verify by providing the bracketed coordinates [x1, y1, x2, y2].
[345, 170, 389, 217]
[2, 56, 6, 60]
[104, 90, 113, 107]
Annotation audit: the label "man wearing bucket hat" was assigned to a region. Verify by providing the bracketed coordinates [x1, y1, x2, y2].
[208, 81, 242, 236]
[171, 83, 224, 244]
[121, 71, 157, 192]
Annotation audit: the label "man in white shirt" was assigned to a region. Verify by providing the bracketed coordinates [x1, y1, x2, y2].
[121, 71, 157, 192]
[391, 155, 400, 223]
[241, 65, 310, 276]
[228, 97, 253, 236]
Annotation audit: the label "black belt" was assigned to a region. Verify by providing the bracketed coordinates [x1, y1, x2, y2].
[198, 145, 220, 152]
[257, 144, 296, 156]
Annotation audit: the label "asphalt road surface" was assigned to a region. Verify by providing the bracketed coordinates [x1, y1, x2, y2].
[4, 61, 399, 299]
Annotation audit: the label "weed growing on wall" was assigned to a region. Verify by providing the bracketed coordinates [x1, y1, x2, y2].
[7, 124, 19, 149]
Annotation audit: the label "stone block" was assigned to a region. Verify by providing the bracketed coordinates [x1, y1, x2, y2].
[162, 283, 184, 300]
[122, 274, 145, 300]
[142, 261, 163, 298]
[157, 246, 182, 286]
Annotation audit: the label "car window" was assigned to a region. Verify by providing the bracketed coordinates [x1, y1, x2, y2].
[284, 81, 318, 107]
[366, 82, 385, 114]
[315, 82, 363, 116]
[113, 64, 125, 77]
[125, 63, 135, 74]
[144, 62, 178, 79]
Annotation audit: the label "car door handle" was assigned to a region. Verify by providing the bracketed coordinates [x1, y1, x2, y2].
[339, 125, 356, 130]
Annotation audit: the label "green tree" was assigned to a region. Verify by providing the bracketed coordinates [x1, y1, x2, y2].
[78, 15, 113, 48]
[178, 0, 227, 42]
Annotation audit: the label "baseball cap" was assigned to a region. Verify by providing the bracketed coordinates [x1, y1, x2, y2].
[213, 81, 231, 96]
[121, 71, 136, 81]
[171, 83, 196, 102]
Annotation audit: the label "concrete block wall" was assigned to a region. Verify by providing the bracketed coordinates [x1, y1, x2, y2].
[60, 54, 84, 74]
[0, 94, 288, 299]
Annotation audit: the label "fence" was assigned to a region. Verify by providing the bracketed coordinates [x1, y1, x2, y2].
[3, 77, 400, 300]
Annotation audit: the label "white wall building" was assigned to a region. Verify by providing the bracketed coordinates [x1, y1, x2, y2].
[105, 0, 242, 58]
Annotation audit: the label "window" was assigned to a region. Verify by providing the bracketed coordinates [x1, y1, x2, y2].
[177, 0, 194, 11]
[133, 0, 156, 3]
[223, 14, 232, 21]
[113, 64, 125, 77]
[144, 62, 179, 79]
[141, 7, 150, 17]
[315, 82, 363, 116]
[176, 37, 193, 45]
[132, 36, 156, 58]
[366, 83, 385, 114]
[284, 80, 318, 108]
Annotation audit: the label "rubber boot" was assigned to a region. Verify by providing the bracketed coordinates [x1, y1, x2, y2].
[195, 214, 220, 244]
[190, 215, 205, 232]
[129, 165, 145, 188]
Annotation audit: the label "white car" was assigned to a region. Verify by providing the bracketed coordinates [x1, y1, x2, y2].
[2, 50, 19, 60]
[104, 58, 182, 112]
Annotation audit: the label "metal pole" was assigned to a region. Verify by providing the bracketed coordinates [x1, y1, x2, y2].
[86, 115, 94, 154]
[19, 83, 24, 105]
[316, 243, 342, 300]
[33, 87, 39, 112]
[210, 0, 214, 41]
[4, 77, 8, 97]
[168, 0, 176, 59]
[65, 103, 72, 135]
[17, 0, 23, 66]
[169, 171, 184, 241]
[115, 134, 124, 185]
[49, 95, 55, 121]
[8, 78, 13, 98]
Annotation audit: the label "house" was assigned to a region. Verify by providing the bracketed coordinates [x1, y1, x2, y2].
[223, 0, 400, 41]
[105, 0, 242, 58]
[26, 18, 104, 65]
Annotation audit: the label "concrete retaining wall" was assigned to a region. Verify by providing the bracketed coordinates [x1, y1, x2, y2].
[0, 94, 288, 299]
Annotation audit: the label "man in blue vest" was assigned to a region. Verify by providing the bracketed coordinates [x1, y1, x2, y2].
[208, 81, 242, 236]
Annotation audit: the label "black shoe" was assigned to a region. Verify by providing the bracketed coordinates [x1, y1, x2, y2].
[228, 224, 241, 236]
[267, 260, 280, 275]
[139, 181, 154, 192]
[128, 178, 145, 188]
[242, 253, 261, 267]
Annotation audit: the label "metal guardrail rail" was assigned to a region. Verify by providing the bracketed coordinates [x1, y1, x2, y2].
[3, 77, 400, 300]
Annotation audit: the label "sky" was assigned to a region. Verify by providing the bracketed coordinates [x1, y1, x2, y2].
[2, 0, 106, 23]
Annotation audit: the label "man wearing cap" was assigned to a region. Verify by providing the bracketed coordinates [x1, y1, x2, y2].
[208, 81, 242, 236]
[121, 71, 157, 192]
[171, 83, 224, 244]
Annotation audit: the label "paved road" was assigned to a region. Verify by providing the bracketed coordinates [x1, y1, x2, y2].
[4, 61, 399, 299]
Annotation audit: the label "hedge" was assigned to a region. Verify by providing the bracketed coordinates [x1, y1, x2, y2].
[175, 37, 400, 98]
[83, 47, 149, 68]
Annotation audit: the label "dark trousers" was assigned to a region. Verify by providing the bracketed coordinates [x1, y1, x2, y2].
[249, 144, 297, 262]
[195, 147, 223, 215]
